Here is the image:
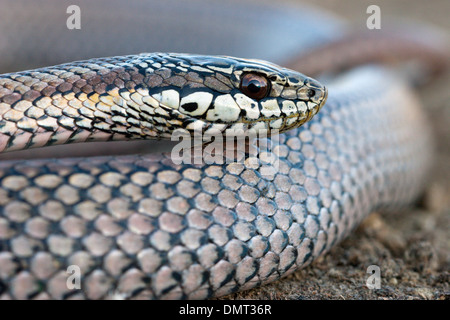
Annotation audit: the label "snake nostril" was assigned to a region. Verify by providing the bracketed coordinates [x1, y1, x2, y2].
[307, 89, 316, 98]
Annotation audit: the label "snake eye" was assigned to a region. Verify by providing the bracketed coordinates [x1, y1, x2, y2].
[240, 73, 270, 100]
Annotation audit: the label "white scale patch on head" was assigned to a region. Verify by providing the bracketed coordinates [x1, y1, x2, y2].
[154, 89, 180, 110]
[179, 92, 213, 116]
[206, 94, 241, 122]
[260, 99, 281, 119]
[234, 93, 260, 120]
[281, 100, 297, 116]
[296, 101, 309, 119]
[281, 88, 297, 99]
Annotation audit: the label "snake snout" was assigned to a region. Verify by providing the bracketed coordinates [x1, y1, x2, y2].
[318, 86, 328, 109]
[297, 78, 326, 102]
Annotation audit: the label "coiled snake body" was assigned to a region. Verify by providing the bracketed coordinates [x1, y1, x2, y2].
[0, 1, 447, 299]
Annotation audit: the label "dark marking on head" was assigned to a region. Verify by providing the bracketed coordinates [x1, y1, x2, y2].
[307, 89, 316, 98]
[182, 102, 198, 112]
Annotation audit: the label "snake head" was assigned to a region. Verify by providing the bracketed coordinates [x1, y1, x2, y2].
[136, 53, 327, 138]
[228, 57, 328, 132]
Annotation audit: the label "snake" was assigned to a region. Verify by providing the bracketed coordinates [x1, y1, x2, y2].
[0, 0, 448, 300]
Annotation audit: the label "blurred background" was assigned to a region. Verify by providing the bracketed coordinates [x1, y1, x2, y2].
[0, 0, 448, 299]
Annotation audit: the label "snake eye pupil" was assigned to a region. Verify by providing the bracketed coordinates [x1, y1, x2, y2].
[307, 89, 316, 98]
[247, 81, 261, 93]
[240, 73, 269, 100]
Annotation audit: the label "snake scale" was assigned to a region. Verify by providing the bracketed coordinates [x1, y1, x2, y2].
[0, 0, 448, 299]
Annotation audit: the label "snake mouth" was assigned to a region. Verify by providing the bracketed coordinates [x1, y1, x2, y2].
[240, 86, 328, 133]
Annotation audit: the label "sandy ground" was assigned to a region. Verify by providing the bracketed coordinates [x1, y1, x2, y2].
[221, 0, 450, 300]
